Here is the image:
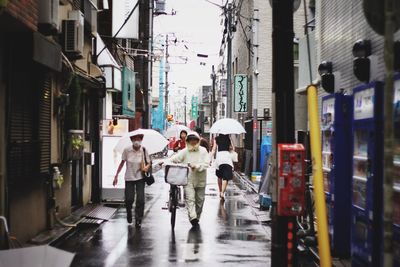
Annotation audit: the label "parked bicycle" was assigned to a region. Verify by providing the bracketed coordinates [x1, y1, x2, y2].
[164, 164, 189, 230]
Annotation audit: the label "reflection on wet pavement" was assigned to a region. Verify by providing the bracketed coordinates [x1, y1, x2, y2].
[56, 169, 271, 266]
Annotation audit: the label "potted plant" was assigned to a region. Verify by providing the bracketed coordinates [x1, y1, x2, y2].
[65, 76, 84, 160]
[68, 130, 84, 160]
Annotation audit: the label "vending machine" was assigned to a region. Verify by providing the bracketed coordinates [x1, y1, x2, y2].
[321, 91, 353, 257]
[277, 144, 305, 217]
[351, 81, 384, 267]
[393, 74, 400, 267]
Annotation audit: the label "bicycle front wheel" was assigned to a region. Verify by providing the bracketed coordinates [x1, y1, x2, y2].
[171, 205, 176, 230]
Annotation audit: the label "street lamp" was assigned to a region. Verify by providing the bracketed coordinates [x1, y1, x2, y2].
[101, 65, 122, 92]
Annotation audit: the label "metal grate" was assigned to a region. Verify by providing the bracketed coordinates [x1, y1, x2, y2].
[64, 20, 77, 52]
[78, 218, 104, 225]
[85, 206, 117, 221]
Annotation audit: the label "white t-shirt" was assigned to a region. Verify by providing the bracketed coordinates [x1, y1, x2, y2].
[122, 146, 150, 181]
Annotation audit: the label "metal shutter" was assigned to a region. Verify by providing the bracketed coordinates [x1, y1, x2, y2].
[8, 71, 39, 184]
[38, 76, 51, 174]
[8, 73, 52, 184]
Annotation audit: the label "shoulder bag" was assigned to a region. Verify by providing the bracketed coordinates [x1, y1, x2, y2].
[142, 147, 155, 186]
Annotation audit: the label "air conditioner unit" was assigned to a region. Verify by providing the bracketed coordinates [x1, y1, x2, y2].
[38, 0, 59, 34]
[62, 11, 84, 54]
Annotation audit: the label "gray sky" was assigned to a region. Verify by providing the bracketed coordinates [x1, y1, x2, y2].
[153, 0, 224, 99]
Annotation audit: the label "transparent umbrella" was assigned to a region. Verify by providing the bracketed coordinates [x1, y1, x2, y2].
[209, 118, 246, 135]
[165, 125, 190, 139]
[114, 129, 169, 155]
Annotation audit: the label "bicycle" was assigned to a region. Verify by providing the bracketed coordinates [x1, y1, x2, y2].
[164, 164, 189, 230]
[168, 184, 181, 230]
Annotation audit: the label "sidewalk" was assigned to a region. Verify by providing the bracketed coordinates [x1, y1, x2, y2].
[53, 168, 272, 267]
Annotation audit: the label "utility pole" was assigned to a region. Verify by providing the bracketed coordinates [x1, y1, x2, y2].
[148, 0, 154, 128]
[226, 3, 233, 118]
[211, 65, 217, 126]
[165, 34, 170, 116]
[271, 0, 296, 266]
[252, 9, 259, 172]
[383, 0, 395, 265]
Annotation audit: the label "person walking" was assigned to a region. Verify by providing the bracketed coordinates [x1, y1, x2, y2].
[211, 134, 234, 201]
[173, 130, 188, 152]
[170, 132, 209, 228]
[194, 127, 210, 152]
[113, 134, 151, 228]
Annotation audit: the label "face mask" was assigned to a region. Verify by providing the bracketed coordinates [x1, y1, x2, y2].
[187, 143, 199, 152]
[132, 141, 142, 147]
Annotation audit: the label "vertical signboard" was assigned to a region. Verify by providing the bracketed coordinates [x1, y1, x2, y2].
[191, 96, 199, 119]
[122, 67, 135, 117]
[234, 74, 248, 112]
[220, 78, 227, 97]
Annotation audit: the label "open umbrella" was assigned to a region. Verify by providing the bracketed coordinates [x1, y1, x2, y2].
[0, 245, 75, 267]
[164, 125, 190, 139]
[209, 118, 246, 135]
[114, 129, 169, 155]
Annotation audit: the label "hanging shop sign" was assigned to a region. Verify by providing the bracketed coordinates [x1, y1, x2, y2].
[122, 67, 135, 117]
[234, 74, 248, 112]
[191, 96, 199, 119]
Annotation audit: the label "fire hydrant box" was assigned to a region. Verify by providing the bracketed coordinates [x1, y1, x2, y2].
[277, 144, 305, 216]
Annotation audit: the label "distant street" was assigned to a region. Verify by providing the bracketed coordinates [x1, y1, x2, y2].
[55, 168, 271, 267]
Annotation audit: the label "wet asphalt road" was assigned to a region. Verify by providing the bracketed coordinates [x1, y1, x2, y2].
[56, 169, 271, 267]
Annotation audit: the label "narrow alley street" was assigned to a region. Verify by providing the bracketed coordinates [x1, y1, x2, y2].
[54, 169, 271, 267]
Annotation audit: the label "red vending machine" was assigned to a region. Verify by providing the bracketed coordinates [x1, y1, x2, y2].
[277, 144, 306, 216]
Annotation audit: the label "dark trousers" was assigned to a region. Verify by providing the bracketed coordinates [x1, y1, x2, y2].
[125, 179, 145, 220]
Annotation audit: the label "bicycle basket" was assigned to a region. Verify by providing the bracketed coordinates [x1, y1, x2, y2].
[165, 165, 189, 185]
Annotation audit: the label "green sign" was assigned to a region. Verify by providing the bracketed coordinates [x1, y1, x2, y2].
[122, 67, 135, 117]
[234, 74, 248, 112]
[191, 96, 199, 119]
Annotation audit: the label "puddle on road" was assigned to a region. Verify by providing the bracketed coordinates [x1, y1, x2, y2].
[217, 231, 267, 242]
[230, 218, 259, 226]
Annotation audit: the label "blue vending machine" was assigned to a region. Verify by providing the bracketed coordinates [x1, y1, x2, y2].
[321, 92, 353, 257]
[393, 74, 400, 267]
[351, 81, 384, 267]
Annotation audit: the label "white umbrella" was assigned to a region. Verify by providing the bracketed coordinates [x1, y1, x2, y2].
[164, 125, 190, 139]
[114, 129, 169, 155]
[209, 118, 246, 135]
[0, 245, 75, 267]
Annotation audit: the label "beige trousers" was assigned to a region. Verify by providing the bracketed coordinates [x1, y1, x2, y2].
[184, 184, 206, 221]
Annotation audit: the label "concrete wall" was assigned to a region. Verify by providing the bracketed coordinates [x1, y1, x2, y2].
[231, 0, 307, 120]
[316, 0, 400, 101]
